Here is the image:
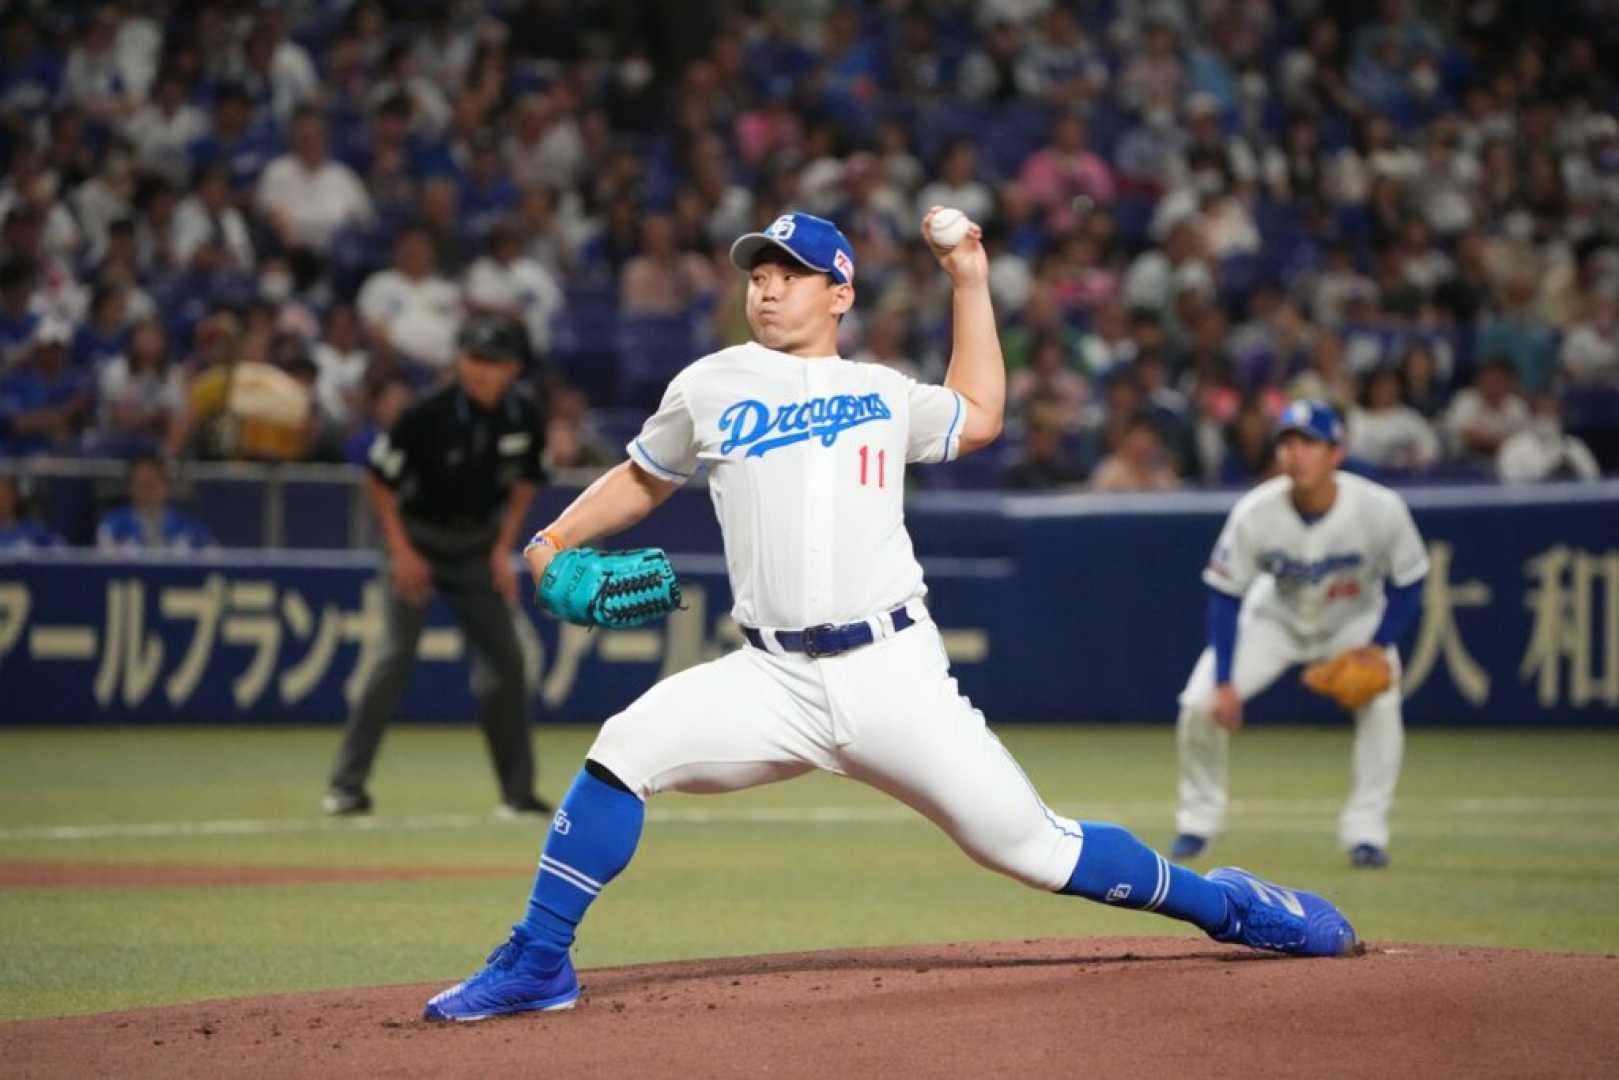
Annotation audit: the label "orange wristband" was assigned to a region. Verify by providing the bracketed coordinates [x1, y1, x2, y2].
[524, 528, 568, 553]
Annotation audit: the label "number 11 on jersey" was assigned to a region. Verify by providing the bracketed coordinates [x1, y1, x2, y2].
[858, 445, 886, 488]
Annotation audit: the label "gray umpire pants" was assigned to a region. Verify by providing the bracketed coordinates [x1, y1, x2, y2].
[328, 517, 535, 804]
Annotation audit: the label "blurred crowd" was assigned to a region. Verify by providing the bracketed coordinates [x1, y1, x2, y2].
[0, 0, 1617, 520]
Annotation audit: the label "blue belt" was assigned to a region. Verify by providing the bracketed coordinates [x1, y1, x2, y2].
[743, 606, 916, 659]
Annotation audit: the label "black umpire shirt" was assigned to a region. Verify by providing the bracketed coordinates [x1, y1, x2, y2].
[367, 383, 547, 538]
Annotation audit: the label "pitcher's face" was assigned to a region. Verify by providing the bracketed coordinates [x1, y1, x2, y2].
[745, 255, 851, 354]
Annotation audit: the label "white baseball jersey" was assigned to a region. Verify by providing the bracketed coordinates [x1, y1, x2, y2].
[1203, 472, 1428, 637]
[625, 342, 967, 630]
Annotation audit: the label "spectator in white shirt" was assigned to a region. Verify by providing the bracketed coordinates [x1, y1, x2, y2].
[464, 222, 564, 360]
[1347, 365, 1440, 472]
[95, 316, 183, 454]
[171, 163, 254, 272]
[113, 1, 162, 95]
[312, 303, 369, 432]
[61, 6, 146, 123]
[1122, 218, 1211, 322]
[357, 225, 462, 372]
[255, 107, 374, 256]
[504, 88, 586, 192]
[122, 69, 207, 186]
[1443, 357, 1530, 465]
[368, 41, 450, 135]
[234, 14, 317, 123]
[915, 138, 996, 227]
[1560, 296, 1618, 387]
[409, 11, 475, 94]
[69, 143, 136, 263]
[1498, 392, 1601, 483]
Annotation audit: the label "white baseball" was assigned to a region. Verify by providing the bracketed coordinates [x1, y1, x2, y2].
[928, 207, 971, 250]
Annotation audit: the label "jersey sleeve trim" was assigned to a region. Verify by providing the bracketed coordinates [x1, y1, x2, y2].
[942, 390, 965, 462]
[629, 437, 692, 482]
[366, 431, 405, 487]
[1390, 556, 1429, 588]
[1201, 566, 1247, 597]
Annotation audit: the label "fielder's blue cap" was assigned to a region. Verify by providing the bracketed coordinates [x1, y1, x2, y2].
[729, 211, 856, 285]
[1275, 399, 1344, 445]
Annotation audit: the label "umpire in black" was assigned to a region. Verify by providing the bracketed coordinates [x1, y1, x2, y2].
[324, 315, 551, 817]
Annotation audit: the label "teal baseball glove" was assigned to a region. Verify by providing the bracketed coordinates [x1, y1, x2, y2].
[534, 547, 682, 629]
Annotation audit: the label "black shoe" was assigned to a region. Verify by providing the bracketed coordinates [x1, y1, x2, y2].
[1170, 833, 1208, 860]
[322, 789, 372, 816]
[1349, 843, 1389, 869]
[495, 796, 555, 820]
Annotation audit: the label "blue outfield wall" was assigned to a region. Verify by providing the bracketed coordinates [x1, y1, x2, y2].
[2, 481, 1616, 727]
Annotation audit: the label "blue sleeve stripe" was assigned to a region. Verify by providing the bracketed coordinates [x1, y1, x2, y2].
[632, 438, 691, 480]
[942, 391, 963, 460]
[1373, 578, 1423, 646]
[1206, 588, 1242, 683]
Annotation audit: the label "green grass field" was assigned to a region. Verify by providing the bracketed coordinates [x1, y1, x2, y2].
[2, 724, 1617, 1022]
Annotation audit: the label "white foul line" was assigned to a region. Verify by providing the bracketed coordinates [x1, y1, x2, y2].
[1, 797, 1616, 843]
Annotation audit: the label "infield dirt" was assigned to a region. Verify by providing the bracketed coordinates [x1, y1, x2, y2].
[6, 937, 1617, 1078]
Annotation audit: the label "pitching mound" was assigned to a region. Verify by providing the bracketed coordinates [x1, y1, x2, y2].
[7, 938, 1617, 1078]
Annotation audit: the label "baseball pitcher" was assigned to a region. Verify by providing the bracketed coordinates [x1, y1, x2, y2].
[424, 211, 1359, 1023]
[1172, 400, 1428, 869]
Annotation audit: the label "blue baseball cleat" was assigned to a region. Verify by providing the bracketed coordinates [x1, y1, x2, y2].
[1206, 866, 1359, 958]
[423, 930, 580, 1021]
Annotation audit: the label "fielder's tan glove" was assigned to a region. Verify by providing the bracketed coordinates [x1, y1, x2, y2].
[1302, 646, 1392, 710]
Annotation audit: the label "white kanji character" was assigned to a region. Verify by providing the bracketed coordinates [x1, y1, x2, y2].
[222, 580, 280, 707]
[1403, 541, 1492, 704]
[94, 580, 164, 707]
[161, 575, 225, 705]
[0, 583, 28, 661]
[1520, 546, 1619, 708]
[279, 590, 341, 704]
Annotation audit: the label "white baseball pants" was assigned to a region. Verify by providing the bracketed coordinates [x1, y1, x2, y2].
[588, 612, 1085, 891]
[1175, 608, 1404, 850]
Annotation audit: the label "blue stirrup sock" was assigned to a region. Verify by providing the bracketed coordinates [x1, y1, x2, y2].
[516, 765, 645, 953]
[1061, 822, 1229, 932]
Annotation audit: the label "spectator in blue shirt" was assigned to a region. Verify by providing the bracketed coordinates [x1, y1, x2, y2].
[0, 14, 61, 120]
[0, 471, 64, 550]
[457, 129, 520, 241]
[187, 83, 278, 193]
[0, 318, 91, 456]
[343, 374, 412, 466]
[95, 455, 215, 551]
[0, 256, 40, 369]
[71, 284, 129, 369]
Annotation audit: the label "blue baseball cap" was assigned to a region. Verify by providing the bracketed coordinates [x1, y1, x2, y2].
[729, 212, 856, 285]
[1275, 399, 1344, 445]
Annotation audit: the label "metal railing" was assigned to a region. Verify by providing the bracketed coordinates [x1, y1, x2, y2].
[7, 457, 615, 549]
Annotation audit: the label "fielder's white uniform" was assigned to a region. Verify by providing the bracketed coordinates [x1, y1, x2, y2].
[1177, 472, 1428, 850]
[588, 341, 1085, 891]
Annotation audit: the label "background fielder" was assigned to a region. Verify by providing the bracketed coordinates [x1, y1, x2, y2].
[421, 210, 1356, 1023]
[1173, 401, 1428, 869]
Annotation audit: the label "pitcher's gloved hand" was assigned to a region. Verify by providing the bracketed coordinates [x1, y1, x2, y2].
[534, 547, 682, 629]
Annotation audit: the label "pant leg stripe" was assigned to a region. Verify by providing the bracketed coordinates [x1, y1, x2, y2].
[540, 854, 605, 891]
[1146, 854, 1171, 912]
[539, 855, 601, 896]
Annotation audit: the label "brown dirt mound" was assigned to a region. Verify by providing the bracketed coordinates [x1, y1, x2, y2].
[5, 938, 1617, 1079]
[0, 861, 524, 889]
